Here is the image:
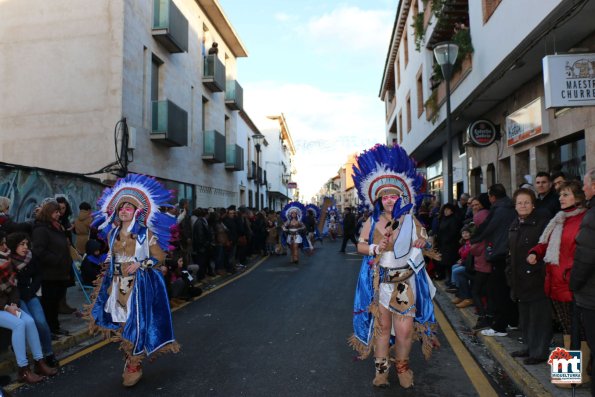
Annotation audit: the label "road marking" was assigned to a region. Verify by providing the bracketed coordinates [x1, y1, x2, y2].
[434, 305, 499, 397]
[3, 256, 273, 395]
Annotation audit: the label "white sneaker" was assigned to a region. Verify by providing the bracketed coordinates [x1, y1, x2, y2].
[480, 328, 508, 337]
[507, 325, 519, 331]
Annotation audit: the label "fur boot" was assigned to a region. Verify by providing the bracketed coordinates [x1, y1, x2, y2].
[372, 357, 390, 388]
[122, 355, 143, 387]
[395, 359, 414, 388]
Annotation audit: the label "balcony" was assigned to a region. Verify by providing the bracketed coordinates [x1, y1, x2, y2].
[247, 161, 256, 180]
[152, 0, 188, 53]
[225, 80, 243, 110]
[202, 54, 226, 92]
[151, 100, 188, 147]
[225, 144, 244, 171]
[202, 130, 226, 163]
[425, 53, 473, 123]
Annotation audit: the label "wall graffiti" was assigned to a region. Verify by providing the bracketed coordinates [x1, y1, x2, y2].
[0, 165, 106, 222]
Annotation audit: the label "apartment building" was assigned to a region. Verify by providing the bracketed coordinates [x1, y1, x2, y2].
[380, 0, 595, 202]
[0, 0, 285, 211]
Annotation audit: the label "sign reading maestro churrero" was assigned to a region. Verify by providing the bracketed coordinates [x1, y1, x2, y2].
[543, 53, 595, 108]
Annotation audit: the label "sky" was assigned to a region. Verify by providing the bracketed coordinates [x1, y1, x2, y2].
[217, 0, 397, 200]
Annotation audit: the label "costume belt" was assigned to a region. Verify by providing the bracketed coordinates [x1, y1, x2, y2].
[380, 266, 414, 283]
[113, 259, 156, 276]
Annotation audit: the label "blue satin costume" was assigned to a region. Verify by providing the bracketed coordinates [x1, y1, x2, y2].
[91, 227, 176, 356]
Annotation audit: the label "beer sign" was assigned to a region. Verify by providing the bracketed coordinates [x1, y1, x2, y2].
[467, 120, 497, 147]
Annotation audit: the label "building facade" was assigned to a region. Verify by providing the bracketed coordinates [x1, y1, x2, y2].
[380, 0, 595, 202]
[0, 0, 290, 209]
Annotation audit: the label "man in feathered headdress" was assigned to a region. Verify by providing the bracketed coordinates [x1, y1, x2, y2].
[88, 174, 179, 387]
[348, 144, 440, 389]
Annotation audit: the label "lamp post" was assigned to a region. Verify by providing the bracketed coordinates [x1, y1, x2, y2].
[252, 133, 265, 210]
[433, 41, 459, 204]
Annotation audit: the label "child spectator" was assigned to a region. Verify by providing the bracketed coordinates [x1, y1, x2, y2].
[80, 239, 107, 286]
[450, 226, 474, 308]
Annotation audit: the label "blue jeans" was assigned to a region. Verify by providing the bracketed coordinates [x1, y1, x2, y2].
[455, 270, 473, 299]
[451, 264, 465, 286]
[20, 297, 54, 357]
[0, 309, 43, 367]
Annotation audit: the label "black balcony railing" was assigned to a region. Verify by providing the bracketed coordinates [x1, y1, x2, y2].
[152, 0, 188, 53]
[151, 99, 188, 147]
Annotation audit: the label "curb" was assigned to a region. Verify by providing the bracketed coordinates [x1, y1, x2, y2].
[434, 284, 552, 397]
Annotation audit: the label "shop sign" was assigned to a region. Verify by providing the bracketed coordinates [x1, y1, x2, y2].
[287, 182, 298, 189]
[426, 160, 442, 180]
[543, 54, 595, 109]
[506, 97, 548, 147]
[467, 120, 497, 146]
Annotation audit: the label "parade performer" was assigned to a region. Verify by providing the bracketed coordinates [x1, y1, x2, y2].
[87, 174, 179, 387]
[305, 203, 322, 250]
[348, 144, 440, 389]
[281, 202, 307, 264]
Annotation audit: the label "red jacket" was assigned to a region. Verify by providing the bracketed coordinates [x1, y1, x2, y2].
[530, 210, 586, 302]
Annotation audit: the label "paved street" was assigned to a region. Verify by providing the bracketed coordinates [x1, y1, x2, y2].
[13, 241, 504, 397]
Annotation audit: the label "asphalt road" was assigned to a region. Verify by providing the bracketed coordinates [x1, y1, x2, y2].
[13, 240, 502, 397]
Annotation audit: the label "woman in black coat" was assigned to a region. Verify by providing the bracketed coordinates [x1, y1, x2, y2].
[508, 188, 551, 364]
[435, 203, 462, 282]
[32, 200, 72, 336]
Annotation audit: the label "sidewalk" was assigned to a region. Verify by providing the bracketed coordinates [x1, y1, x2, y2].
[434, 281, 591, 397]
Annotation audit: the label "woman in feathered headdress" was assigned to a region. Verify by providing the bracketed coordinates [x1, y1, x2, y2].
[281, 202, 307, 264]
[348, 144, 439, 389]
[88, 174, 179, 387]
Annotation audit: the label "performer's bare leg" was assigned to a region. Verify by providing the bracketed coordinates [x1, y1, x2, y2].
[393, 316, 414, 388]
[372, 305, 392, 387]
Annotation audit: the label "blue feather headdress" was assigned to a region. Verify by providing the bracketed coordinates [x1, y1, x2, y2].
[352, 144, 426, 213]
[305, 204, 321, 220]
[281, 201, 306, 222]
[92, 173, 175, 252]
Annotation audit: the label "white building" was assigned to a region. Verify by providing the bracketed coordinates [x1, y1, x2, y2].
[0, 0, 286, 209]
[380, 0, 595, 201]
[258, 114, 296, 211]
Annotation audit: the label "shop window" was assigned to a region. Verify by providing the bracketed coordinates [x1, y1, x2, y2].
[470, 167, 483, 196]
[487, 163, 496, 188]
[548, 131, 586, 180]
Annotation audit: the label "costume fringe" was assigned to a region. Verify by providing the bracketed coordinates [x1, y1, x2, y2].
[84, 268, 180, 359]
[347, 334, 372, 360]
[413, 323, 440, 360]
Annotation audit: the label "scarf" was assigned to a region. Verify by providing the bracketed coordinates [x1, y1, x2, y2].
[10, 251, 32, 272]
[0, 250, 15, 292]
[538, 206, 586, 265]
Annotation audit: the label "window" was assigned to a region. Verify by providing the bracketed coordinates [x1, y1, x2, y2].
[201, 96, 208, 132]
[396, 57, 401, 87]
[482, 0, 502, 23]
[151, 55, 163, 101]
[416, 67, 423, 117]
[398, 110, 403, 142]
[458, 131, 466, 155]
[406, 94, 411, 133]
[403, 26, 409, 66]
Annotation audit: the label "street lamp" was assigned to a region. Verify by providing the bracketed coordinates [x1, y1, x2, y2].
[252, 133, 265, 210]
[433, 41, 459, 204]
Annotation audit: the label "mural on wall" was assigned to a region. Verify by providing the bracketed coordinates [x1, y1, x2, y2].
[0, 166, 106, 222]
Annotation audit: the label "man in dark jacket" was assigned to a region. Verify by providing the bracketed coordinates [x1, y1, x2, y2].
[339, 207, 357, 253]
[191, 208, 212, 280]
[471, 184, 517, 337]
[534, 171, 560, 219]
[570, 168, 595, 395]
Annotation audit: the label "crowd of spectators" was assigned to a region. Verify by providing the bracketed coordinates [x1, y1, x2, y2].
[426, 168, 595, 392]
